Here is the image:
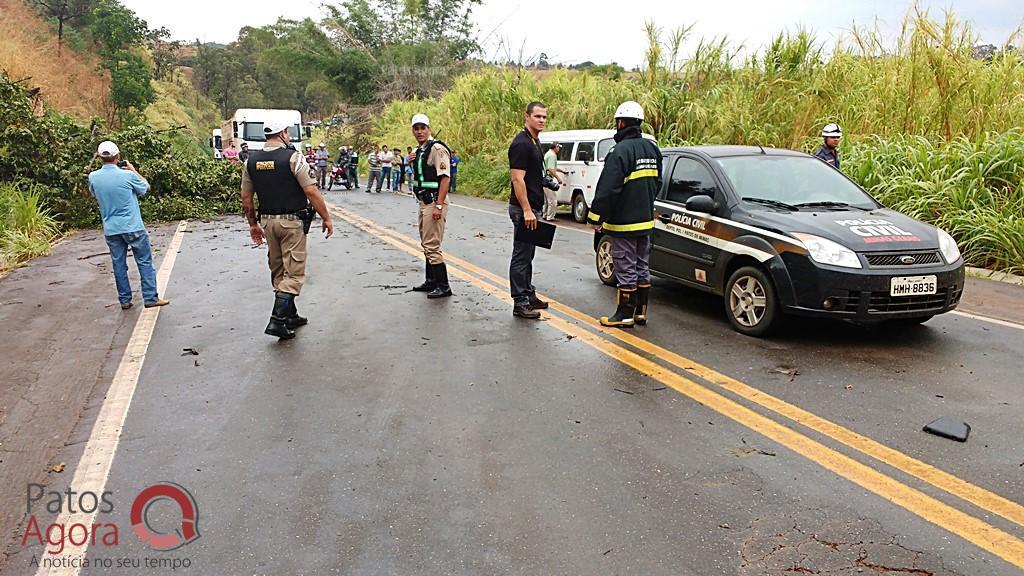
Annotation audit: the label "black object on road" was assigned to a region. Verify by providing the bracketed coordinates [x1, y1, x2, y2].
[923, 417, 971, 442]
[514, 219, 556, 249]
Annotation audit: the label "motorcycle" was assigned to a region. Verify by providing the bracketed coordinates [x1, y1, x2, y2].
[327, 162, 353, 190]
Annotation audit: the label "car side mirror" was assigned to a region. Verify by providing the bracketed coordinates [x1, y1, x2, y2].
[685, 194, 717, 214]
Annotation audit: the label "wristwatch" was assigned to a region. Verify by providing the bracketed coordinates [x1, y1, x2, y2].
[434, 204, 443, 210]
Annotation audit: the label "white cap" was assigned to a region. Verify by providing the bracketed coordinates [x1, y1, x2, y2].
[411, 113, 430, 127]
[263, 120, 292, 136]
[97, 141, 120, 158]
[318, 142, 326, 148]
[614, 101, 644, 121]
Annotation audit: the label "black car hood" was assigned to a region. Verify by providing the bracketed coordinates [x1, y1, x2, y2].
[742, 207, 940, 253]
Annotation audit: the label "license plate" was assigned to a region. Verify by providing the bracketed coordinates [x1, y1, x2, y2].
[890, 275, 937, 297]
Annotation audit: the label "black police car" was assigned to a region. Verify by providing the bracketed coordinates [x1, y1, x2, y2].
[595, 146, 965, 336]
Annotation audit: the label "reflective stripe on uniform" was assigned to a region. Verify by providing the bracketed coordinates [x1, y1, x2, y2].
[587, 211, 602, 224]
[623, 168, 658, 183]
[416, 181, 439, 189]
[602, 220, 655, 232]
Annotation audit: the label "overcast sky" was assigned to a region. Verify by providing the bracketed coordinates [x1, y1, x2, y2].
[121, 0, 1022, 68]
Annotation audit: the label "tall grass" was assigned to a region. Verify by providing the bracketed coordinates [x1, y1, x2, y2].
[0, 179, 60, 271]
[0, 0, 112, 119]
[370, 9, 1024, 273]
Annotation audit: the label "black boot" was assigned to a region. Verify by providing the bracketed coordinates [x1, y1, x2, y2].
[427, 263, 452, 299]
[286, 297, 308, 329]
[412, 260, 436, 292]
[634, 284, 650, 325]
[600, 288, 637, 328]
[265, 292, 296, 339]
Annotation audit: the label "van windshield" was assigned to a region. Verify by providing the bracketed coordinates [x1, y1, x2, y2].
[715, 155, 878, 210]
[597, 139, 614, 161]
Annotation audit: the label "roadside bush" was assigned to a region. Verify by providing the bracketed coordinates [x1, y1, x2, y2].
[0, 179, 60, 271]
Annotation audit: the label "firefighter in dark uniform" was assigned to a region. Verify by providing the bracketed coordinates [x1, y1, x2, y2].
[241, 119, 334, 340]
[408, 113, 453, 298]
[588, 101, 663, 328]
[815, 123, 842, 171]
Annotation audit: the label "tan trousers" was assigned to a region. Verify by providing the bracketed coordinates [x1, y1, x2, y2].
[418, 201, 448, 264]
[262, 215, 307, 295]
[542, 188, 558, 220]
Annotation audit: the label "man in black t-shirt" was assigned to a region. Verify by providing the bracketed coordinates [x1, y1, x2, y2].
[507, 101, 550, 319]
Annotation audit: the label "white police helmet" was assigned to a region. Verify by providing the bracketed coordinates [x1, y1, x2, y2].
[613, 101, 644, 121]
[821, 123, 843, 138]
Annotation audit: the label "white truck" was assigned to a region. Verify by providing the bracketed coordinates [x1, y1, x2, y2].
[221, 109, 304, 151]
[209, 128, 223, 159]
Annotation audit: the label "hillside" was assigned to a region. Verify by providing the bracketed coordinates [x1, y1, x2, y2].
[0, 0, 111, 119]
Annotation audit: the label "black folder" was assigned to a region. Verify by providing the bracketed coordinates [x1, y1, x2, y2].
[514, 219, 557, 249]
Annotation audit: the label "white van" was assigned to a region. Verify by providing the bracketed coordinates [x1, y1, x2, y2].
[539, 129, 658, 222]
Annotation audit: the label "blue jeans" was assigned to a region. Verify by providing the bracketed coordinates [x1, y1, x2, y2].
[381, 167, 392, 191]
[105, 230, 159, 305]
[392, 169, 403, 190]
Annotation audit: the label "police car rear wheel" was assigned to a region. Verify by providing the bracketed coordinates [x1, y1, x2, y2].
[725, 266, 781, 337]
[596, 236, 616, 286]
[572, 193, 588, 223]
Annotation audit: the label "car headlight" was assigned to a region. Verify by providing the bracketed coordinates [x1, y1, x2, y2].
[937, 228, 961, 264]
[792, 233, 862, 269]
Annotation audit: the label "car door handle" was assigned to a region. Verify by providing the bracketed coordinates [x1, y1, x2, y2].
[658, 214, 672, 223]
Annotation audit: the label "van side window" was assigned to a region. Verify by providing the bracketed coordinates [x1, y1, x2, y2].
[597, 139, 615, 162]
[557, 143, 575, 162]
[666, 157, 720, 206]
[575, 142, 595, 162]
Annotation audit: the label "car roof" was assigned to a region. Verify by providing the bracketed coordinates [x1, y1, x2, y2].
[662, 145, 810, 159]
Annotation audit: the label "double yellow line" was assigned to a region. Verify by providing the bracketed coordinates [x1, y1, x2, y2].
[328, 203, 1024, 569]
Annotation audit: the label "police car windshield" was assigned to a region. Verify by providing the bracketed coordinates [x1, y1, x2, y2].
[716, 156, 878, 211]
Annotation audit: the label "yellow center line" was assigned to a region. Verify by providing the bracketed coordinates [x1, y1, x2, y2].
[328, 204, 1024, 570]
[332, 203, 1024, 532]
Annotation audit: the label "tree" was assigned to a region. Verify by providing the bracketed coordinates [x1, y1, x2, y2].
[105, 50, 155, 120]
[30, 0, 96, 56]
[90, 0, 148, 53]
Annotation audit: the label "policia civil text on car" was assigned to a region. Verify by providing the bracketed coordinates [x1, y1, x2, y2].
[241, 119, 335, 340]
[588, 101, 663, 328]
[409, 113, 453, 298]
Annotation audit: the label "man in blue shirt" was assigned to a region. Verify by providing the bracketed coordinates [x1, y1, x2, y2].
[87, 141, 169, 310]
[450, 149, 460, 193]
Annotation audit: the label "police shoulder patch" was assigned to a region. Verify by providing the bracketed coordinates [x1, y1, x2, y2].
[438, 161, 448, 170]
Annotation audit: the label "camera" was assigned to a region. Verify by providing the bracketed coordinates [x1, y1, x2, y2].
[117, 160, 127, 168]
[542, 174, 560, 191]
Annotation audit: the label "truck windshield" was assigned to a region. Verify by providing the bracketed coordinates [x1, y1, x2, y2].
[242, 122, 266, 142]
[715, 155, 878, 210]
[241, 122, 302, 142]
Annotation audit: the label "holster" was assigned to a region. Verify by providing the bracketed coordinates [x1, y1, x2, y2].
[298, 204, 315, 234]
[414, 189, 436, 205]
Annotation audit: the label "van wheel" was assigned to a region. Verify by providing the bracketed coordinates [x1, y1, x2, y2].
[595, 235, 616, 286]
[572, 193, 588, 223]
[725, 266, 782, 337]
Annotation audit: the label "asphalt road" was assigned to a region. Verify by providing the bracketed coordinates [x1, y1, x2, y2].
[1, 189, 1023, 575]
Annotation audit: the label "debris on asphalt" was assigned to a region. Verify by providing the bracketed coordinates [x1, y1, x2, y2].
[50, 462, 65, 473]
[565, 334, 575, 341]
[844, 384, 853, 390]
[181, 347, 200, 356]
[771, 366, 800, 381]
[602, 549, 613, 556]
[651, 386, 667, 391]
[731, 447, 777, 457]
[923, 417, 971, 442]
[77, 252, 109, 260]
[935, 394, 944, 398]
[475, 232, 487, 239]
[613, 388, 634, 395]
[719, 523, 731, 529]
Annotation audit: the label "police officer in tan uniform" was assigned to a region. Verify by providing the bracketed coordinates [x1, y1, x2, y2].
[409, 113, 453, 299]
[241, 119, 334, 340]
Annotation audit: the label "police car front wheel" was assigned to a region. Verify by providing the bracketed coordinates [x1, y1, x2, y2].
[725, 266, 782, 337]
[596, 235, 616, 286]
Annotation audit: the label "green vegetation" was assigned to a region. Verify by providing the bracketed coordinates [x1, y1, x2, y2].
[369, 10, 1024, 273]
[192, 0, 480, 114]
[0, 71, 240, 270]
[0, 179, 60, 271]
